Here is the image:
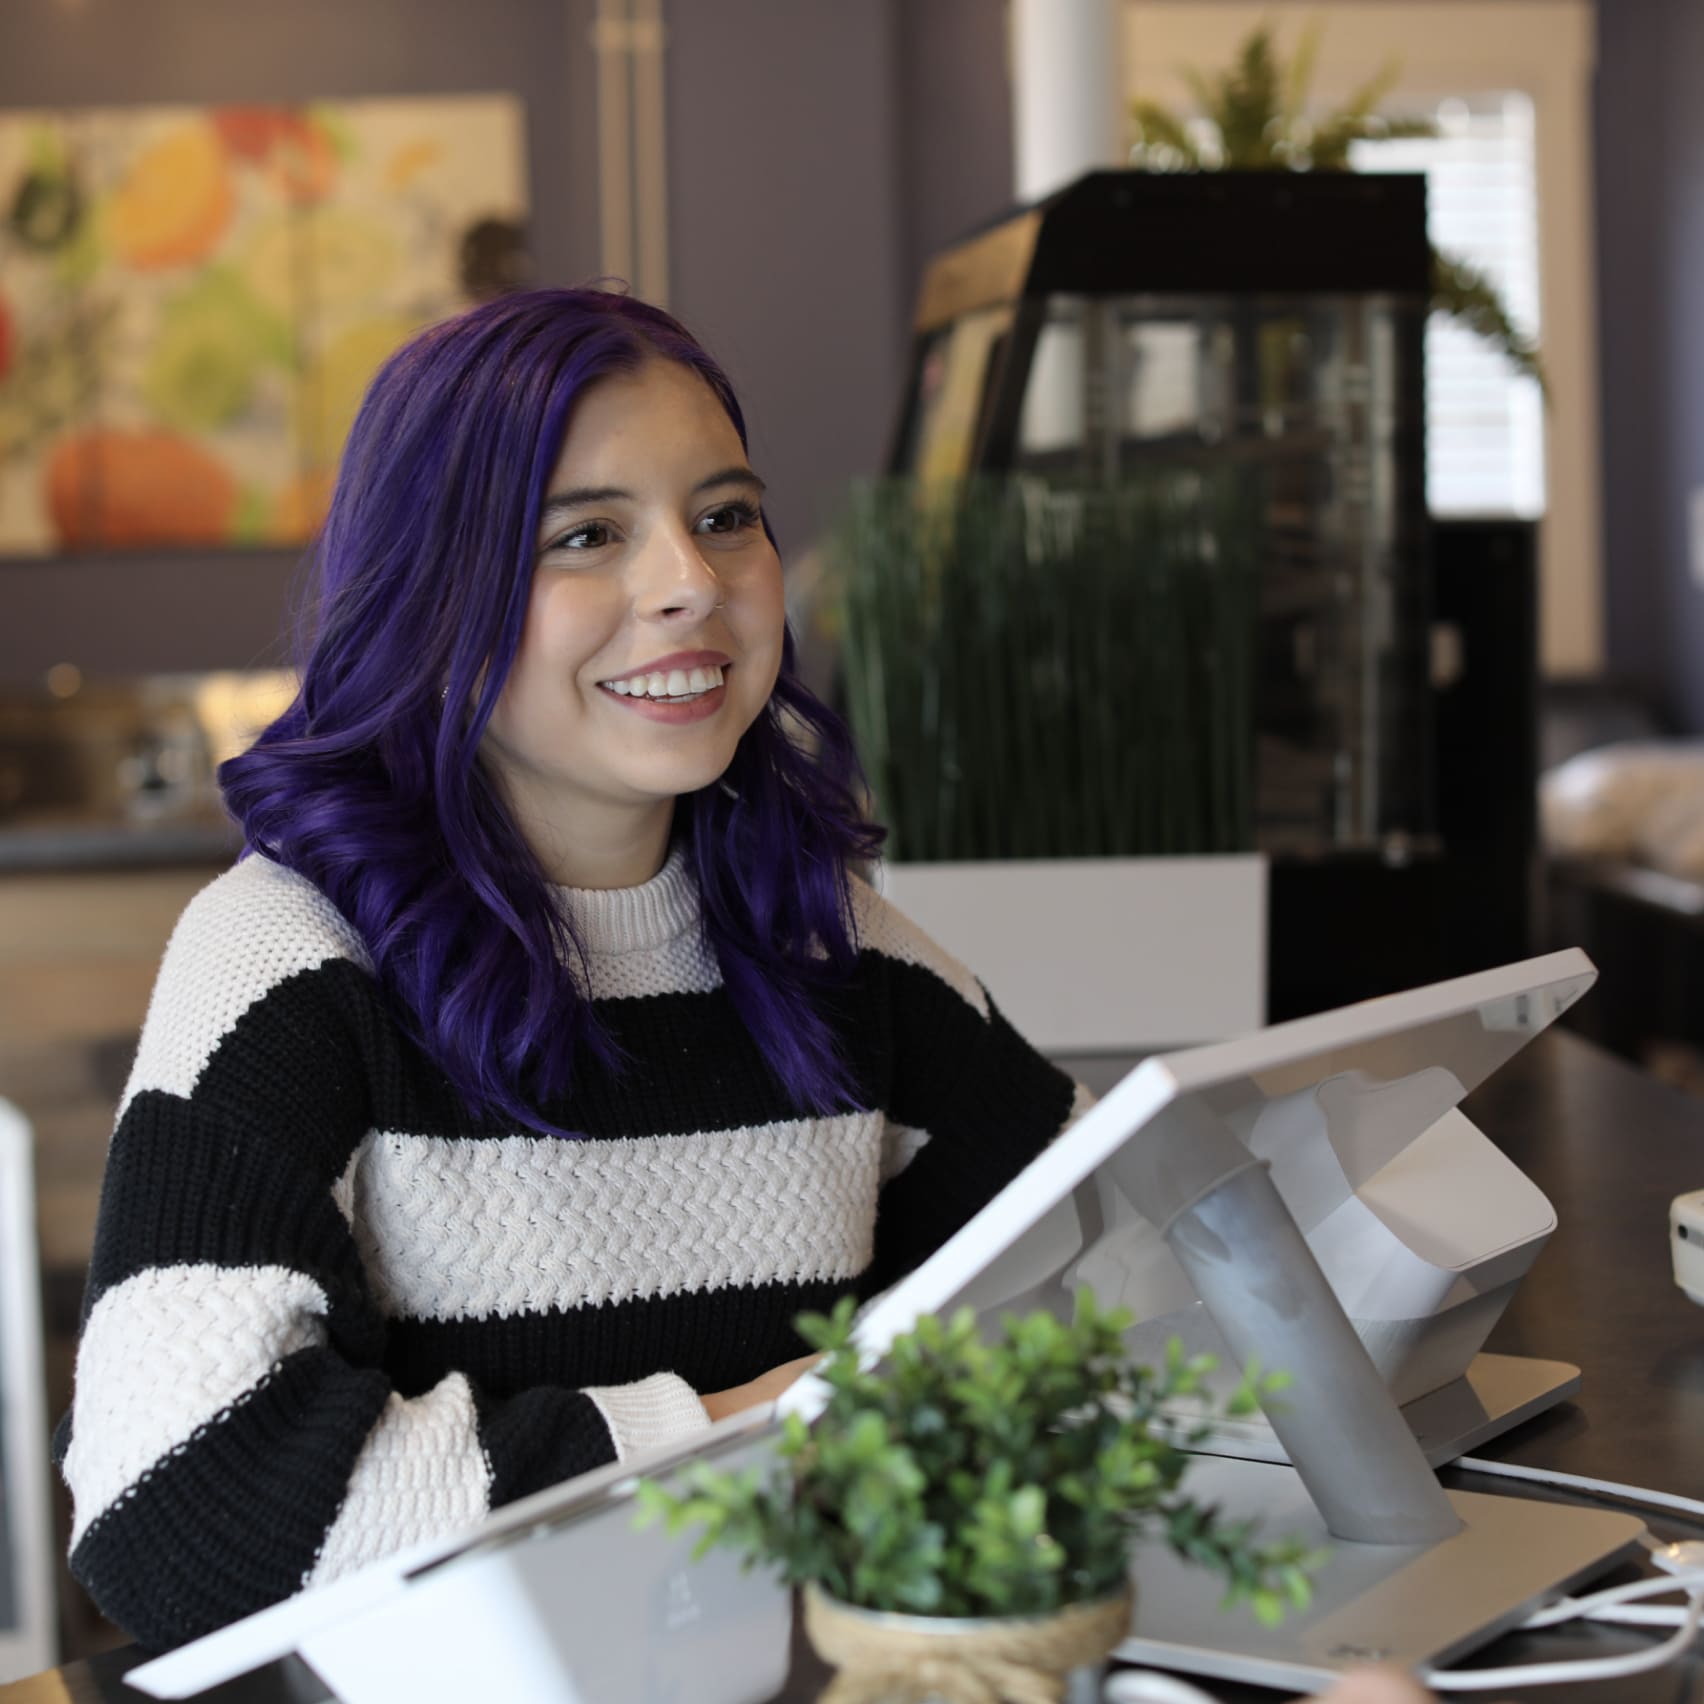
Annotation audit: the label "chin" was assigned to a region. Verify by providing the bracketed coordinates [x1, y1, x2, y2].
[627, 753, 741, 802]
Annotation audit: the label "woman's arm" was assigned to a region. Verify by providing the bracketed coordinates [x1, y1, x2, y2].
[57, 862, 710, 1651]
[849, 880, 1086, 1296]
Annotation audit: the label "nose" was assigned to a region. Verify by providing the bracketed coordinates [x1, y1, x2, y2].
[632, 520, 723, 622]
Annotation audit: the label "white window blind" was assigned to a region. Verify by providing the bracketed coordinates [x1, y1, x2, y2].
[1352, 93, 1545, 519]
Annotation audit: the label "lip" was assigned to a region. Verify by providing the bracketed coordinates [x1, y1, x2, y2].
[605, 683, 728, 724]
[598, 649, 731, 687]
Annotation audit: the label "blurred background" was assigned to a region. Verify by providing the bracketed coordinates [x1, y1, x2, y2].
[1, 0, 1701, 1671]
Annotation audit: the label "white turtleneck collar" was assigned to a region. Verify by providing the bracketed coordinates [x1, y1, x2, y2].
[553, 844, 700, 957]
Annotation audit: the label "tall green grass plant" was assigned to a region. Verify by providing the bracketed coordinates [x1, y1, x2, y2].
[832, 474, 1260, 862]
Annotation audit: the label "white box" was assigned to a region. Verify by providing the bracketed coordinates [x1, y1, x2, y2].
[877, 853, 1267, 1051]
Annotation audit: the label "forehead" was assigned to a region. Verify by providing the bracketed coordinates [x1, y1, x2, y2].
[550, 358, 742, 481]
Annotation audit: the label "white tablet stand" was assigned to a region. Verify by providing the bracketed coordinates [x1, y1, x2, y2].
[829, 947, 1644, 1692]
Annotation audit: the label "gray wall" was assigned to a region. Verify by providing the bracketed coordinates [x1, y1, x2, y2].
[0, 0, 1016, 682]
[1596, 0, 1704, 730]
[665, 0, 1011, 553]
[663, 0, 909, 555]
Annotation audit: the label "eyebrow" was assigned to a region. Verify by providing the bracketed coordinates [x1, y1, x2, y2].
[537, 466, 766, 524]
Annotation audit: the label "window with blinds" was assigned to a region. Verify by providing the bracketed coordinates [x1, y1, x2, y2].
[1351, 92, 1545, 519]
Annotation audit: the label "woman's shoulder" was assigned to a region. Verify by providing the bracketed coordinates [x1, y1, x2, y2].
[845, 872, 989, 1019]
[118, 856, 377, 1120]
[166, 854, 375, 980]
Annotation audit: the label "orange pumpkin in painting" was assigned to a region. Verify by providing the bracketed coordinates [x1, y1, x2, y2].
[212, 105, 291, 160]
[46, 429, 240, 548]
[270, 115, 339, 205]
[109, 123, 235, 271]
[213, 105, 338, 205]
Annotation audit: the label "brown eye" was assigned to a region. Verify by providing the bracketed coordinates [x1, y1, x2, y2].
[697, 500, 760, 537]
[552, 521, 613, 551]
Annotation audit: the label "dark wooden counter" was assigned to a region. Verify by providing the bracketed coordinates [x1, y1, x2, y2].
[9, 1029, 1704, 1704]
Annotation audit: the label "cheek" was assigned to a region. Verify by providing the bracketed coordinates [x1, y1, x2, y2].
[489, 583, 605, 736]
[519, 579, 621, 679]
[742, 558, 787, 676]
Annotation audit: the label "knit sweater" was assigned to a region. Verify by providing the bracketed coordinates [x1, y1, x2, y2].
[58, 848, 1081, 1652]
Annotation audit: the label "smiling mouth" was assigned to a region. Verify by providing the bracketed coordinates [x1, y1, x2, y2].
[600, 663, 726, 703]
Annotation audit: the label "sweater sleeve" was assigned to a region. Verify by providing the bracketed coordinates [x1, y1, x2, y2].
[850, 881, 1091, 1296]
[56, 859, 708, 1652]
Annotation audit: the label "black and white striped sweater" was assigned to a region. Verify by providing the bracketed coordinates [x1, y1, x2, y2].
[59, 848, 1081, 1651]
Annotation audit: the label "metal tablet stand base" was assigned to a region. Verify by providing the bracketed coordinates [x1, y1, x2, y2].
[1118, 1461, 1643, 1693]
[1105, 1101, 1644, 1692]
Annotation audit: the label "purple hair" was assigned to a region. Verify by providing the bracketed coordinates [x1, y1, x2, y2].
[221, 287, 884, 1132]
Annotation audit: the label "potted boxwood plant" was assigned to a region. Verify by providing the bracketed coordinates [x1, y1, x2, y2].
[638, 1291, 1316, 1704]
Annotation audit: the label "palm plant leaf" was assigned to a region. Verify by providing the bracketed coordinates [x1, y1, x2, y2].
[1130, 100, 1203, 170]
[1124, 19, 1544, 387]
[1179, 65, 1218, 119]
[1340, 59, 1403, 122]
[1308, 109, 1436, 170]
[1282, 19, 1324, 126]
[1216, 26, 1285, 165]
[1432, 248, 1547, 394]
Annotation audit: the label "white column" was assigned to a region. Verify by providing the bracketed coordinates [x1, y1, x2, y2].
[1010, 0, 1125, 452]
[1011, 0, 1126, 201]
[591, 0, 670, 305]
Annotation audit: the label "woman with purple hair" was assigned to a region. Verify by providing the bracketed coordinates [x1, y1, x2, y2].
[53, 287, 1090, 1651]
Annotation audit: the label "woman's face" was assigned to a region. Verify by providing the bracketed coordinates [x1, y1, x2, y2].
[481, 358, 785, 876]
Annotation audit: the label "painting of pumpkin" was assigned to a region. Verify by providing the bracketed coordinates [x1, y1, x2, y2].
[213, 105, 339, 205]
[0, 93, 524, 555]
[45, 428, 239, 548]
[212, 105, 289, 161]
[109, 122, 234, 271]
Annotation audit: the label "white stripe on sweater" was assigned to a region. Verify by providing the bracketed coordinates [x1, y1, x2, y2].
[65, 1263, 329, 1544]
[583, 1372, 712, 1464]
[342, 1114, 884, 1322]
[118, 857, 370, 1120]
[307, 1373, 490, 1585]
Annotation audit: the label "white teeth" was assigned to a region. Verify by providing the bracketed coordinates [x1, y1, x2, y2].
[602, 663, 726, 699]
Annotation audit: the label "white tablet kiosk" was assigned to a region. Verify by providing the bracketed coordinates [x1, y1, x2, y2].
[131, 948, 1644, 1702]
[788, 945, 1644, 1692]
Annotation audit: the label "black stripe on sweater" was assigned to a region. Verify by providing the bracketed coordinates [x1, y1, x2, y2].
[69, 1346, 391, 1652]
[86, 1090, 378, 1346]
[384, 1273, 861, 1400]
[128, 936, 1014, 1151]
[354, 952, 1009, 1143]
[472, 1384, 617, 1507]
[866, 993, 1078, 1294]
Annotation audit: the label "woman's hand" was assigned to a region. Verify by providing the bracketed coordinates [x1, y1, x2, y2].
[699, 1353, 823, 1421]
[1311, 1668, 1477, 1704]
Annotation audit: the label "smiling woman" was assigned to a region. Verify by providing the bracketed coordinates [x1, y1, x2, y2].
[481, 358, 787, 889]
[51, 287, 1089, 1654]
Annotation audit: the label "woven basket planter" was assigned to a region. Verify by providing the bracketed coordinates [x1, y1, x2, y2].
[802, 1582, 1134, 1704]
